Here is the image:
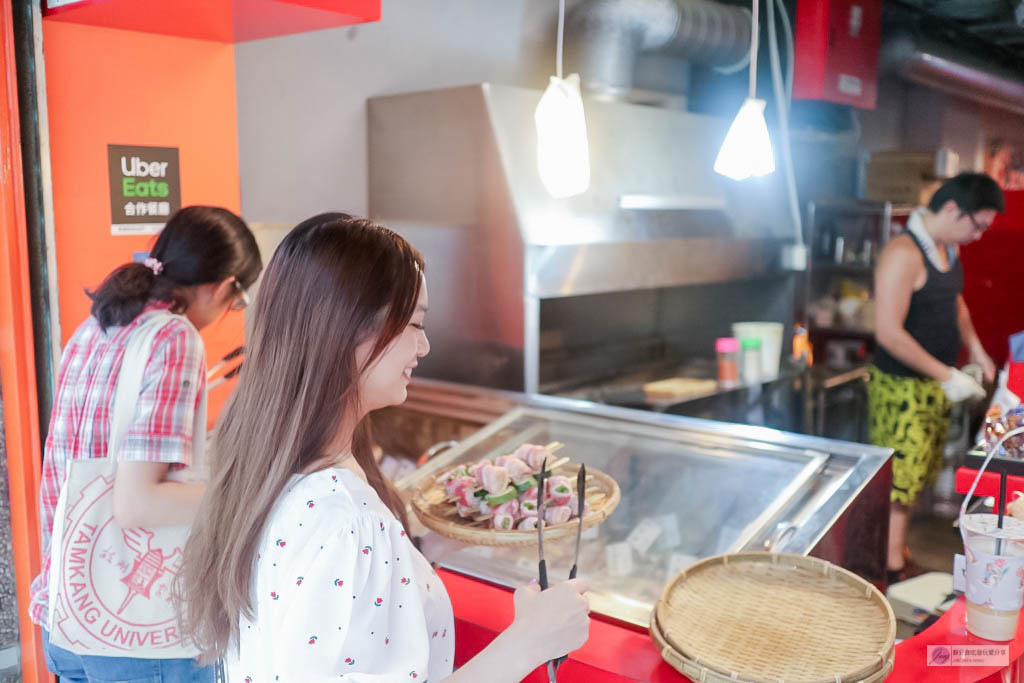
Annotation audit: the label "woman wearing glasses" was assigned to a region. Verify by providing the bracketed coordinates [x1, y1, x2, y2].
[31, 205, 262, 681]
[178, 213, 590, 682]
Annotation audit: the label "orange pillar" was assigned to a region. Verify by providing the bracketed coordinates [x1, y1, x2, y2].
[0, 1, 47, 680]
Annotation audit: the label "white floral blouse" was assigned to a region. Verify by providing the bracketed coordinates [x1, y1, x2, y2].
[228, 468, 455, 682]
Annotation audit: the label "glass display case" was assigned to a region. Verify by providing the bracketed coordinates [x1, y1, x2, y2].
[398, 398, 892, 627]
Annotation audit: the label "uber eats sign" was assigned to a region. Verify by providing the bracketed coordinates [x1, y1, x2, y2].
[107, 144, 181, 235]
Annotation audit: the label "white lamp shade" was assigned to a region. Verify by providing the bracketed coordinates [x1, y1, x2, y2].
[535, 74, 591, 198]
[714, 97, 776, 181]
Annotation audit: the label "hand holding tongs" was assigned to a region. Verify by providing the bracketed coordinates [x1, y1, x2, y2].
[536, 459, 588, 682]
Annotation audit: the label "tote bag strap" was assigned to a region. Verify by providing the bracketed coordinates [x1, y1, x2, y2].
[108, 312, 175, 459]
[108, 310, 205, 465]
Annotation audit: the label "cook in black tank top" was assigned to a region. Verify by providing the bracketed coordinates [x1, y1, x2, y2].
[873, 232, 963, 379]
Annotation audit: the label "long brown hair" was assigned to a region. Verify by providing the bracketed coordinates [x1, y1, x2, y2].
[177, 213, 423, 660]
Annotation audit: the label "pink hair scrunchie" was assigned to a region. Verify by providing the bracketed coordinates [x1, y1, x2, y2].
[143, 257, 164, 276]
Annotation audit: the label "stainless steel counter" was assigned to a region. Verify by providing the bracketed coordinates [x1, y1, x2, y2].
[390, 379, 894, 627]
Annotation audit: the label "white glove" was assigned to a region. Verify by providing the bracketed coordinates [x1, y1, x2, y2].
[940, 367, 986, 403]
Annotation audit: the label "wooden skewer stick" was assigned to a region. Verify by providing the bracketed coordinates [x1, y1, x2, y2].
[548, 456, 571, 471]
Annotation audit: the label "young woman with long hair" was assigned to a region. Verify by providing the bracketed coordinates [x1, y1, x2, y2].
[179, 213, 590, 681]
[32, 206, 262, 682]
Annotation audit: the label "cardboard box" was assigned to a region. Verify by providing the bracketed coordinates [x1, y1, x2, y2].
[864, 151, 947, 206]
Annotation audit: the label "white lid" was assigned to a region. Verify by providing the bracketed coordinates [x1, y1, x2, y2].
[961, 513, 1024, 540]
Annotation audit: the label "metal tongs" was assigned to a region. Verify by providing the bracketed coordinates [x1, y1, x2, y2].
[536, 459, 587, 682]
[207, 345, 244, 390]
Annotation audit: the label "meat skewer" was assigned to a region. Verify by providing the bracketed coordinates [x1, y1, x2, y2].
[435, 442, 589, 531]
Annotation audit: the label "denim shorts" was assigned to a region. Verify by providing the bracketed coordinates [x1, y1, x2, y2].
[43, 630, 214, 683]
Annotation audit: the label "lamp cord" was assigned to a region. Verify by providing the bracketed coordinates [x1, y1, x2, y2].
[767, 0, 803, 245]
[556, 0, 565, 80]
[748, 0, 759, 99]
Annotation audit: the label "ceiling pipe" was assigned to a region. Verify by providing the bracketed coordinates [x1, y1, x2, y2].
[881, 30, 1024, 117]
[566, 0, 751, 100]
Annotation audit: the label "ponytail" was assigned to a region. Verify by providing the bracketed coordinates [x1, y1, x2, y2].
[87, 263, 161, 331]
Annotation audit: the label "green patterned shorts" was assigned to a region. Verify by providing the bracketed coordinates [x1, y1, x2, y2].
[867, 366, 952, 506]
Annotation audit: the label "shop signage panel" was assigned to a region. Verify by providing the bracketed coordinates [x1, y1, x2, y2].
[107, 144, 180, 236]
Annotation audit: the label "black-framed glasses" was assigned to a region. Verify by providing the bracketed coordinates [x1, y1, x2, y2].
[231, 279, 250, 312]
[964, 212, 989, 235]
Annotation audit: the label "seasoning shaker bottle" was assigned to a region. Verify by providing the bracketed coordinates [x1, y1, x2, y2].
[740, 336, 763, 385]
[716, 337, 740, 389]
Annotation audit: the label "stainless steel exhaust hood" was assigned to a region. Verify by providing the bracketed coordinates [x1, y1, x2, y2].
[369, 83, 794, 392]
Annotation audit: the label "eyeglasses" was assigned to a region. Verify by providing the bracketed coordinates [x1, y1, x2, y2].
[231, 280, 250, 312]
[965, 212, 989, 235]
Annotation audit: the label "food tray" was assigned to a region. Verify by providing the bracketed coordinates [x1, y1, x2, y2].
[652, 552, 896, 683]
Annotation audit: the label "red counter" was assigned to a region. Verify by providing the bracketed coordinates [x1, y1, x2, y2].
[440, 569, 1024, 682]
[440, 569, 680, 682]
[888, 597, 1024, 683]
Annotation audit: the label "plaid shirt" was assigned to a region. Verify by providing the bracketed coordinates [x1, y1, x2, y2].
[29, 303, 206, 625]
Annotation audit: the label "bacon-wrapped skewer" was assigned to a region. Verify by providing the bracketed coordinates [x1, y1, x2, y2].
[480, 465, 511, 495]
[495, 498, 520, 516]
[503, 458, 534, 486]
[438, 443, 583, 530]
[545, 475, 573, 506]
[443, 475, 475, 503]
[436, 465, 469, 486]
[544, 505, 573, 526]
[567, 494, 589, 518]
[492, 513, 516, 530]
[512, 443, 551, 473]
[518, 517, 538, 531]
[494, 455, 519, 469]
[491, 499, 520, 527]
[468, 460, 491, 487]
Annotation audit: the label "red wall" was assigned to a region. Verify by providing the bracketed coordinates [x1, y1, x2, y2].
[961, 190, 1024, 367]
[42, 21, 244, 424]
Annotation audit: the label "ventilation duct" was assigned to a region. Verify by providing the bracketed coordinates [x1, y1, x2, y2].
[896, 0, 1018, 22]
[566, 0, 751, 100]
[881, 30, 1024, 117]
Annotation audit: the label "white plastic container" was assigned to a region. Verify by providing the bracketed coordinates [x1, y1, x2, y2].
[959, 426, 1024, 641]
[732, 322, 784, 380]
[960, 514, 1024, 641]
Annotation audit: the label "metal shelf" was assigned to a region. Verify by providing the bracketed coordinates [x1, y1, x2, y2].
[810, 262, 875, 276]
[809, 324, 875, 339]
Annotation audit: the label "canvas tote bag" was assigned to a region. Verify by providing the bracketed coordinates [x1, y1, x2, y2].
[47, 311, 207, 657]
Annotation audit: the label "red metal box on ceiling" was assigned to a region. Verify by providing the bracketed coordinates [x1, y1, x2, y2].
[793, 0, 882, 110]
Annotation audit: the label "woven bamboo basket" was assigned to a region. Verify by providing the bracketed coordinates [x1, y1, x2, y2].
[411, 462, 620, 547]
[651, 552, 896, 683]
[650, 614, 894, 683]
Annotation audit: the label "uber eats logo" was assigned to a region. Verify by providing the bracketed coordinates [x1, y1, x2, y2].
[108, 144, 181, 235]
